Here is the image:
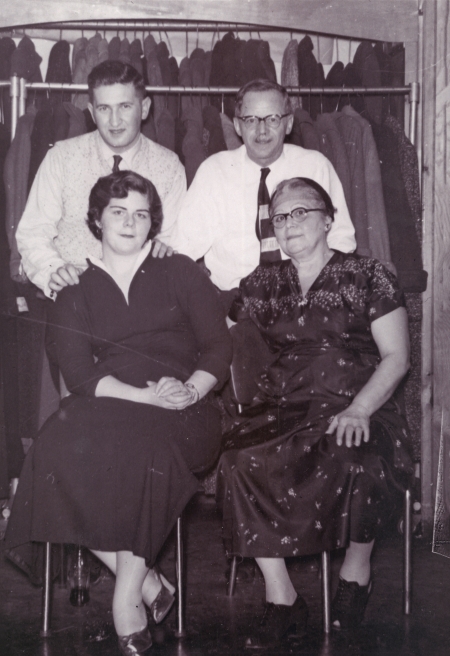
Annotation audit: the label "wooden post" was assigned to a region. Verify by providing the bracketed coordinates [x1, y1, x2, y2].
[421, 0, 450, 529]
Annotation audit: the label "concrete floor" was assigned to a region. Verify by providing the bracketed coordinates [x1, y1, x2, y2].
[1, 494, 450, 656]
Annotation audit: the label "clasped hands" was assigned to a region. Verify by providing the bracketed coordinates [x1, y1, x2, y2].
[326, 403, 370, 448]
[143, 376, 198, 410]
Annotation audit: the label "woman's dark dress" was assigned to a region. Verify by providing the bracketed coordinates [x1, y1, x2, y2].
[6, 253, 231, 566]
[216, 251, 413, 559]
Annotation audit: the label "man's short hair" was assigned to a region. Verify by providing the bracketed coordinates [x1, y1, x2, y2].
[87, 61, 146, 101]
[269, 177, 336, 222]
[87, 170, 163, 241]
[234, 79, 292, 116]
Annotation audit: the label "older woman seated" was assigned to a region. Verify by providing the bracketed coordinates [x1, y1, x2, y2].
[6, 171, 232, 655]
[216, 177, 413, 647]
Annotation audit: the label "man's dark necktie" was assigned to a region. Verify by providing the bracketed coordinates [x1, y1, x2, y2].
[256, 167, 281, 263]
[112, 155, 122, 172]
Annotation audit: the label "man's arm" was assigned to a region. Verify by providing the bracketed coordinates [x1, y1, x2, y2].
[157, 158, 187, 243]
[16, 144, 68, 296]
[168, 158, 222, 259]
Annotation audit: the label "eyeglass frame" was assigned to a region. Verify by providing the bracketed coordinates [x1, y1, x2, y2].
[270, 206, 327, 229]
[236, 113, 291, 129]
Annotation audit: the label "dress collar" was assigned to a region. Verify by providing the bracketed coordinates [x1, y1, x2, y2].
[95, 131, 143, 170]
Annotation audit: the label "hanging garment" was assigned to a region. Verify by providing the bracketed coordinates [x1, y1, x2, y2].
[147, 49, 164, 125]
[324, 61, 345, 113]
[281, 40, 301, 111]
[28, 101, 70, 191]
[46, 40, 72, 102]
[86, 36, 99, 75]
[0, 37, 16, 133]
[64, 102, 87, 139]
[243, 39, 277, 84]
[384, 115, 422, 230]
[220, 113, 242, 150]
[190, 48, 207, 109]
[293, 108, 322, 151]
[119, 37, 131, 65]
[353, 41, 382, 125]
[4, 109, 37, 280]
[331, 109, 370, 257]
[156, 108, 175, 152]
[371, 121, 427, 292]
[98, 38, 109, 64]
[129, 39, 144, 76]
[389, 44, 406, 126]
[315, 113, 353, 225]
[339, 63, 365, 116]
[341, 105, 392, 270]
[203, 106, 227, 156]
[210, 32, 239, 119]
[182, 106, 205, 187]
[179, 56, 193, 117]
[108, 35, 121, 61]
[297, 36, 324, 120]
[167, 56, 179, 120]
[11, 36, 42, 83]
[72, 39, 89, 111]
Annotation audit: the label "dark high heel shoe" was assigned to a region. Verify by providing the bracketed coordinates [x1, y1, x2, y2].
[148, 583, 175, 624]
[117, 626, 152, 655]
[331, 577, 372, 630]
[245, 594, 308, 649]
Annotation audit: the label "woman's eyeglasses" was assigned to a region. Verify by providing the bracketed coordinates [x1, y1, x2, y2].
[271, 207, 326, 228]
[236, 114, 290, 129]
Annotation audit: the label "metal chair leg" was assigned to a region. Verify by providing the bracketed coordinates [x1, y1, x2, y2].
[40, 542, 52, 637]
[227, 556, 238, 597]
[174, 515, 186, 638]
[321, 550, 331, 634]
[404, 488, 412, 615]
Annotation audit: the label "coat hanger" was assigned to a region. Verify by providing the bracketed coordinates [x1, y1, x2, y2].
[196, 24, 199, 50]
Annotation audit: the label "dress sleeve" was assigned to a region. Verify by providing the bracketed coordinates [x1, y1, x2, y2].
[365, 259, 406, 323]
[47, 285, 105, 396]
[173, 256, 232, 387]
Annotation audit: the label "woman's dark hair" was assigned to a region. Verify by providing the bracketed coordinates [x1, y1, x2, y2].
[269, 177, 336, 222]
[87, 170, 163, 241]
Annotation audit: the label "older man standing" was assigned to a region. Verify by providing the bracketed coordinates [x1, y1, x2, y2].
[16, 60, 185, 297]
[171, 79, 355, 293]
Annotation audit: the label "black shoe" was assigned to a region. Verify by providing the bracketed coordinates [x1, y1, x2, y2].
[148, 583, 175, 624]
[331, 577, 372, 630]
[117, 626, 152, 655]
[245, 594, 308, 649]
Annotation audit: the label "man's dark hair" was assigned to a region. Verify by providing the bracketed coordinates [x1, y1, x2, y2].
[270, 177, 336, 222]
[87, 60, 145, 101]
[234, 79, 292, 116]
[87, 170, 163, 241]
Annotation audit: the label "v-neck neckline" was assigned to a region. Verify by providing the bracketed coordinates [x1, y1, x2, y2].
[288, 250, 338, 299]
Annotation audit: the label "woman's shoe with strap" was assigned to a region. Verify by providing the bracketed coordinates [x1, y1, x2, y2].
[245, 594, 308, 649]
[331, 577, 372, 630]
[148, 582, 175, 624]
[117, 626, 152, 655]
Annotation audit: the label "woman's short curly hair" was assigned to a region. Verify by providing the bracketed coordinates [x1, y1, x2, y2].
[87, 170, 163, 241]
[269, 177, 336, 222]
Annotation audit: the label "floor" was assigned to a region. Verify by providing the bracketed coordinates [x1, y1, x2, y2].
[1, 494, 450, 656]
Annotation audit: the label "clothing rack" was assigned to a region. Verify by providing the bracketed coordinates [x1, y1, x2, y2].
[10, 76, 419, 147]
[9, 21, 309, 34]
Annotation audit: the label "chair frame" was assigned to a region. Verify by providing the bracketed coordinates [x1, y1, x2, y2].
[40, 515, 186, 638]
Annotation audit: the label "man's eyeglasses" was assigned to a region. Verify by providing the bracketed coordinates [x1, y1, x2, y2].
[271, 207, 326, 229]
[236, 114, 290, 129]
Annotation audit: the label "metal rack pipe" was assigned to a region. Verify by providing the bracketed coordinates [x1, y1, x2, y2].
[24, 81, 413, 97]
[11, 20, 305, 33]
[9, 76, 19, 139]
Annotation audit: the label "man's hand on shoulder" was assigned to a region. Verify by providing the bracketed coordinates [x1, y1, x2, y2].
[49, 264, 83, 292]
[152, 239, 175, 258]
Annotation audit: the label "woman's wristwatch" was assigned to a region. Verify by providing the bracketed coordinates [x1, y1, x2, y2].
[184, 382, 200, 405]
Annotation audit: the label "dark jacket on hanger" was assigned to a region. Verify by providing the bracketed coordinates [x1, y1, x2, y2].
[353, 41, 382, 125]
[341, 105, 392, 270]
[243, 39, 276, 84]
[119, 37, 131, 65]
[297, 36, 324, 120]
[324, 61, 345, 113]
[28, 101, 70, 191]
[11, 36, 42, 83]
[315, 113, 354, 240]
[332, 109, 370, 257]
[190, 48, 207, 109]
[292, 108, 322, 151]
[202, 105, 227, 157]
[98, 38, 109, 64]
[339, 63, 365, 116]
[147, 49, 164, 125]
[130, 39, 144, 76]
[0, 37, 16, 133]
[46, 40, 72, 102]
[370, 120, 427, 292]
[281, 40, 301, 111]
[108, 36, 121, 61]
